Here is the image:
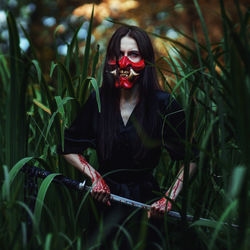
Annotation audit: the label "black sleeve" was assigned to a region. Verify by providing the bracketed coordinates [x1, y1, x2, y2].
[57, 92, 97, 154]
[161, 95, 186, 160]
[161, 95, 199, 161]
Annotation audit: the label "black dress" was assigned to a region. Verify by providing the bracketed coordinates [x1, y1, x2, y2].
[58, 89, 190, 204]
[58, 89, 199, 249]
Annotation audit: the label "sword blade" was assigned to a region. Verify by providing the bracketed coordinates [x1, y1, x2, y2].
[83, 183, 151, 210]
[22, 165, 239, 228]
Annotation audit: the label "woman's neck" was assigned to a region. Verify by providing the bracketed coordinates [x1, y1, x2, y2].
[120, 84, 139, 105]
[119, 84, 139, 126]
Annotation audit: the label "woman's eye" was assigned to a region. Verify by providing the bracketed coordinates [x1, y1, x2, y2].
[118, 51, 141, 62]
[128, 52, 141, 62]
[129, 52, 140, 57]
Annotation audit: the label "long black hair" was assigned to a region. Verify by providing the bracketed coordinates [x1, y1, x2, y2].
[97, 26, 161, 161]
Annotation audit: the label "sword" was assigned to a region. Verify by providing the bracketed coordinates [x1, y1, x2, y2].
[22, 165, 239, 228]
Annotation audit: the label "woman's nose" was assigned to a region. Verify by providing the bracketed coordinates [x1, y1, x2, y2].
[119, 56, 131, 68]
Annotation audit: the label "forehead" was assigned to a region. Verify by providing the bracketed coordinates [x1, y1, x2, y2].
[120, 36, 139, 51]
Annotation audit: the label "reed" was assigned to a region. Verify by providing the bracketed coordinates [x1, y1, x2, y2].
[0, 1, 249, 249]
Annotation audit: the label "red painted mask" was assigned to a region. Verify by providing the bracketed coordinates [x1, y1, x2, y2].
[108, 56, 145, 88]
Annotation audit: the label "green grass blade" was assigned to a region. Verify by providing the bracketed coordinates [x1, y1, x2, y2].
[65, 22, 84, 70]
[45, 96, 73, 140]
[16, 201, 38, 234]
[2, 157, 33, 200]
[2, 165, 10, 201]
[34, 173, 61, 225]
[76, 237, 82, 250]
[193, 0, 212, 57]
[91, 44, 100, 78]
[21, 222, 27, 249]
[51, 62, 78, 106]
[228, 166, 246, 199]
[6, 11, 22, 167]
[49, 61, 57, 78]
[32, 60, 42, 83]
[32, 60, 62, 144]
[87, 77, 101, 112]
[0, 50, 10, 86]
[75, 190, 91, 226]
[81, 4, 94, 82]
[32, 60, 57, 115]
[191, 219, 220, 229]
[208, 200, 238, 250]
[20, 24, 37, 59]
[172, 67, 204, 94]
[8, 157, 33, 184]
[44, 233, 53, 250]
[79, 5, 94, 104]
[58, 232, 73, 246]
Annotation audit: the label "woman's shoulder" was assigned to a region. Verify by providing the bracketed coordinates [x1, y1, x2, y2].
[154, 89, 183, 113]
[88, 90, 97, 101]
[84, 90, 100, 106]
[78, 90, 99, 115]
[154, 89, 171, 100]
[154, 89, 171, 107]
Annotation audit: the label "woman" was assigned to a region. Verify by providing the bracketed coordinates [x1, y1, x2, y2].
[59, 25, 197, 243]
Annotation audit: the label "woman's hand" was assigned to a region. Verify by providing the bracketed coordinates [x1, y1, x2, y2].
[63, 154, 111, 206]
[148, 197, 172, 219]
[91, 176, 111, 206]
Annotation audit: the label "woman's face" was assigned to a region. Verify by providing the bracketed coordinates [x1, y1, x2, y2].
[108, 36, 145, 88]
[119, 36, 141, 63]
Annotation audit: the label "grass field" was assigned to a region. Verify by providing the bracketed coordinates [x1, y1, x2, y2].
[0, 1, 249, 249]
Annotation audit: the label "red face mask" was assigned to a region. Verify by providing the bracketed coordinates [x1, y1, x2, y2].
[108, 56, 145, 88]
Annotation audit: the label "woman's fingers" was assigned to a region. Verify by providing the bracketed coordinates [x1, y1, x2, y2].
[148, 198, 169, 218]
[102, 192, 110, 202]
[148, 208, 160, 219]
[91, 188, 110, 205]
[151, 206, 164, 217]
[167, 201, 172, 212]
[96, 191, 104, 202]
[148, 206, 158, 218]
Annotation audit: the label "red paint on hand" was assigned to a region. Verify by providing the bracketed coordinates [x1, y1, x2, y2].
[171, 177, 182, 200]
[148, 167, 184, 218]
[154, 197, 167, 211]
[149, 197, 172, 218]
[78, 155, 111, 206]
[91, 173, 110, 194]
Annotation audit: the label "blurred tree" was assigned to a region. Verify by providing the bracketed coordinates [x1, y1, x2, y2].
[1, 0, 248, 77]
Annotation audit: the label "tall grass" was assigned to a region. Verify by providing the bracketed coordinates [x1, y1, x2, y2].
[155, 1, 249, 249]
[0, 1, 249, 249]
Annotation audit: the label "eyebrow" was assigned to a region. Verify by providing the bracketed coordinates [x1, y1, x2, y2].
[120, 49, 140, 53]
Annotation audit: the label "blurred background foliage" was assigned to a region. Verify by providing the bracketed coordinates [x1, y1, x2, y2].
[0, 0, 248, 81]
[0, 0, 250, 249]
